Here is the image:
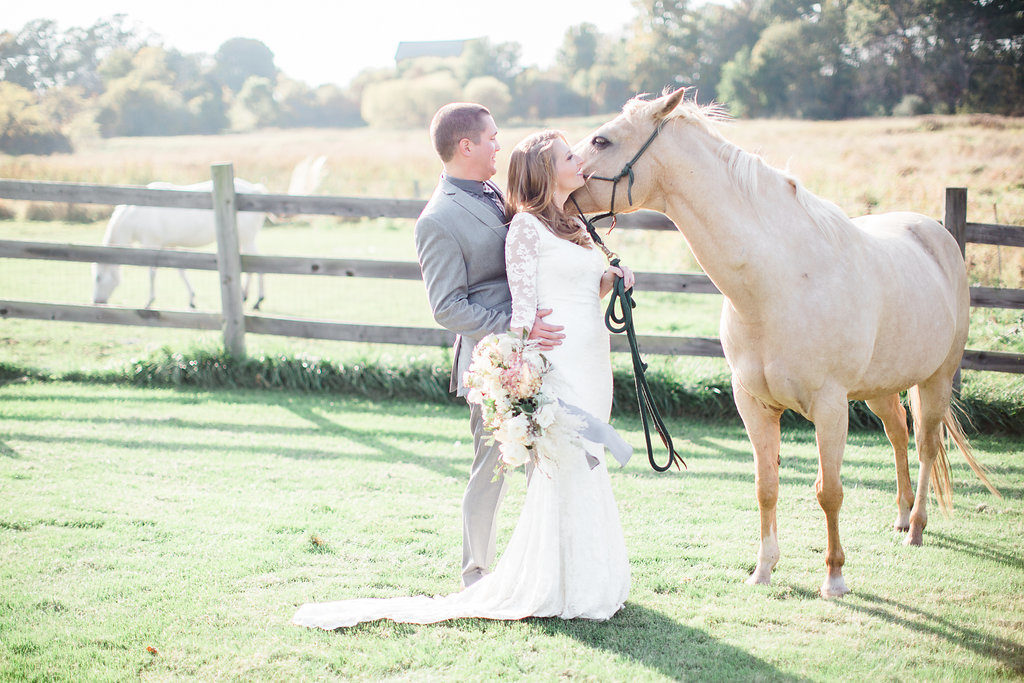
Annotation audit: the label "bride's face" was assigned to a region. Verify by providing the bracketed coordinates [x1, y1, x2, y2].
[551, 138, 584, 198]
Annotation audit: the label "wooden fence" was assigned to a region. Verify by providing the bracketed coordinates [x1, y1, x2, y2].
[0, 168, 1022, 375]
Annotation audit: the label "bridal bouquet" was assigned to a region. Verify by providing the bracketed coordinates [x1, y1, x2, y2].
[463, 332, 584, 471]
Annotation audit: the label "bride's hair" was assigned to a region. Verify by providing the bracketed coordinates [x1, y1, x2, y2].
[506, 130, 590, 248]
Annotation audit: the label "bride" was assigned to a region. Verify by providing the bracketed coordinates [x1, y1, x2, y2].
[292, 130, 635, 628]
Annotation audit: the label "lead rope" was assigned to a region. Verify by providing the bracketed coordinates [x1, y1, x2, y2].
[571, 197, 685, 472]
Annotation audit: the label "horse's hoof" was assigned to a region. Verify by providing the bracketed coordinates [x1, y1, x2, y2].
[820, 577, 849, 598]
[747, 570, 772, 586]
[903, 531, 923, 546]
[894, 522, 910, 532]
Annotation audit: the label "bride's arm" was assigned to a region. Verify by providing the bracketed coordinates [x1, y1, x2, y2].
[505, 214, 540, 337]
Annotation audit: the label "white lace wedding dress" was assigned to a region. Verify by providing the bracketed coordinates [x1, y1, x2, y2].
[292, 212, 629, 628]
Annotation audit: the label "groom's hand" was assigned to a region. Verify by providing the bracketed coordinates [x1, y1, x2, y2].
[528, 309, 565, 350]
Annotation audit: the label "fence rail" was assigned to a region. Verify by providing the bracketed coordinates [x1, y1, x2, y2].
[0, 175, 1021, 375]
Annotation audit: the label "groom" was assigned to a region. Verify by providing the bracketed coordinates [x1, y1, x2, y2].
[414, 103, 563, 587]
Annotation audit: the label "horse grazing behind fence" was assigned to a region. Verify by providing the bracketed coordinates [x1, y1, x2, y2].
[92, 156, 327, 310]
[570, 89, 1000, 598]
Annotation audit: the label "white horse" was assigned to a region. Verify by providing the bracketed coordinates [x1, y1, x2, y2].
[571, 89, 999, 598]
[92, 156, 327, 310]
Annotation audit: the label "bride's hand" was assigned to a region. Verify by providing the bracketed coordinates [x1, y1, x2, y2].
[601, 265, 635, 296]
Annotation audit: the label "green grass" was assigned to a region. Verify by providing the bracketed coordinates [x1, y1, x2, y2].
[1, 381, 1022, 680]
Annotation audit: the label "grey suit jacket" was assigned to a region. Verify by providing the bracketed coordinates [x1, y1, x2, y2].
[414, 176, 513, 397]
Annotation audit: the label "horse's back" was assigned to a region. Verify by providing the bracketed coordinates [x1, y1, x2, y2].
[852, 212, 964, 279]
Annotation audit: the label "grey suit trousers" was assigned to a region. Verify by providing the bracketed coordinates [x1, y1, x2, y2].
[463, 402, 507, 587]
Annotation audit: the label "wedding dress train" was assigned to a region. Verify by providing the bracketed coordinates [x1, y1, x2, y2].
[292, 212, 629, 628]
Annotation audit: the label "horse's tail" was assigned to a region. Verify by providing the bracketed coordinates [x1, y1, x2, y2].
[908, 388, 1001, 514]
[942, 400, 1002, 503]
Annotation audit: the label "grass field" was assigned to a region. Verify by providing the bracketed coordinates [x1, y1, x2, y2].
[1, 381, 1022, 680]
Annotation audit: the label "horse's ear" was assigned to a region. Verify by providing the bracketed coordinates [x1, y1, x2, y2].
[653, 88, 686, 121]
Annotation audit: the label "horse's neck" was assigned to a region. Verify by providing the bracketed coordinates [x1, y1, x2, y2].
[657, 137, 843, 315]
[102, 206, 134, 246]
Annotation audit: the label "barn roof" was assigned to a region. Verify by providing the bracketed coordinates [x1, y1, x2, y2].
[394, 40, 469, 62]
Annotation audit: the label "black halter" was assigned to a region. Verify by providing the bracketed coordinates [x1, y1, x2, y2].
[584, 120, 667, 226]
[569, 119, 685, 473]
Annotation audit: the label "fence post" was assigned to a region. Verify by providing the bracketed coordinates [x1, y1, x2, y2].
[945, 187, 967, 393]
[211, 163, 246, 359]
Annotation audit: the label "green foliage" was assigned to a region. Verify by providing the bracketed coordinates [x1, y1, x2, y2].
[0, 82, 72, 155]
[457, 38, 521, 85]
[4, 2, 1019, 138]
[463, 77, 512, 120]
[361, 72, 462, 128]
[892, 94, 931, 117]
[229, 76, 279, 131]
[3, 346, 1021, 435]
[214, 37, 277, 92]
[95, 76, 193, 137]
[556, 23, 600, 75]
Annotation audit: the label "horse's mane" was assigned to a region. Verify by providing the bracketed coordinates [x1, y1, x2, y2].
[622, 93, 856, 242]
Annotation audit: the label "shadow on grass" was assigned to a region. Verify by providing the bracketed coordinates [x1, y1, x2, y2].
[786, 585, 1024, 675]
[928, 531, 1024, 570]
[532, 602, 801, 681]
[0, 439, 19, 458]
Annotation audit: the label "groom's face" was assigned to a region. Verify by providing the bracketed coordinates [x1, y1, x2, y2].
[463, 114, 500, 181]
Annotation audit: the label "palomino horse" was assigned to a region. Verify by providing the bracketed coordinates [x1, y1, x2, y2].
[92, 156, 327, 310]
[571, 89, 999, 597]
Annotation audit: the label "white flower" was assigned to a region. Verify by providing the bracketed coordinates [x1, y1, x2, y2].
[494, 412, 531, 447]
[496, 334, 517, 359]
[534, 403, 557, 430]
[499, 440, 531, 468]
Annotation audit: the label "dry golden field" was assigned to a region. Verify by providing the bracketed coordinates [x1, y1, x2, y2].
[1, 112, 1022, 285]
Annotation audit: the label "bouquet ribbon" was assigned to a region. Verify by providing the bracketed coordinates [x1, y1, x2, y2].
[559, 400, 633, 469]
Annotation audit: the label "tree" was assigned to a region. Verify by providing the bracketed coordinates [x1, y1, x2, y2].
[458, 38, 522, 85]
[512, 68, 589, 119]
[214, 38, 276, 92]
[0, 82, 72, 154]
[229, 76, 279, 131]
[361, 72, 461, 128]
[625, 0, 764, 102]
[463, 76, 512, 119]
[0, 15, 151, 94]
[556, 23, 600, 76]
[846, 0, 1024, 114]
[94, 76, 192, 136]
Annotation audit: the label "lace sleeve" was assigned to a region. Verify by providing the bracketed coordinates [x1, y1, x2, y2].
[505, 213, 541, 332]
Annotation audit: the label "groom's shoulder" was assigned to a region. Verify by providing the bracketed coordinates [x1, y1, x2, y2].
[415, 180, 462, 233]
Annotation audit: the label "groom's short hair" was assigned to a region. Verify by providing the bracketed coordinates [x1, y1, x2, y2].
[430, 103, 491, 162]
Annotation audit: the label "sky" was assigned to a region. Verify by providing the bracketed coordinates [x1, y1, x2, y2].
[2, 1, 638, 88]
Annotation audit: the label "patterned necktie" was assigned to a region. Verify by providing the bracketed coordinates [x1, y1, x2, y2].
[481, 183, 507, 222]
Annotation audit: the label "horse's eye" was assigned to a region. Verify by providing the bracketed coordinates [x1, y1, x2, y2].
[591, 136, 610, 149]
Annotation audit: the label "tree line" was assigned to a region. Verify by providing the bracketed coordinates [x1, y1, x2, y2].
[1, 1, 1021, 155]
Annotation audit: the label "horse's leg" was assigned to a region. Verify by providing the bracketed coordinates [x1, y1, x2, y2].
[904, 378, 953, 546]
[734, 380, 783, 586]
[145, 267, 157, 308]
[865, 394, 914, 531]
[811, 391, 850, 598]
[240, 239, 265, 310]
[253, 272, 265, 310]
[177, 269, 196, 309]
